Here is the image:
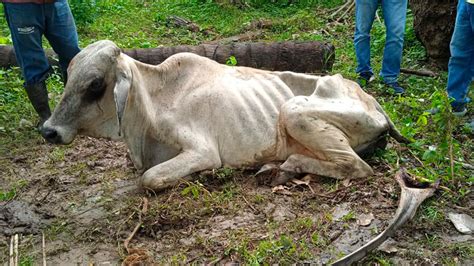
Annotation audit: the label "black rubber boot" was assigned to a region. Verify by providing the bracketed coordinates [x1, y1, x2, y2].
[60, 67, 68, 86]
[24, 81, 51, 130]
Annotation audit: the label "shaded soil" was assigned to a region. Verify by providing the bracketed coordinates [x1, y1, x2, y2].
[0, 135, 472, 264]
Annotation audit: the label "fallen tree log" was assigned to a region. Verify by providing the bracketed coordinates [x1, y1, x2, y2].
[0, 41, 335, 73]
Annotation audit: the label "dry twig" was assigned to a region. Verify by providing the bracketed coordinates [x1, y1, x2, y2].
[330, 0, 353, 19]
[123, 197, 149, 253]
[42, 232, 46, 266]
[375, 9, 382, 24]
[13, 234, 18, 266]
[241, 194, 258, 213]
[9, 236, 13, 266]
[448, 116, 455, 179]
[336, 0, 355, 23]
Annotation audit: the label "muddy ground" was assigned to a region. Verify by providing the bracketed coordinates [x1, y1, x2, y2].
[0, 135, 473, 265]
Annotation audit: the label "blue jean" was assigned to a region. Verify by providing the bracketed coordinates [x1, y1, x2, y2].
[447, 0, 474, 110]
[354, 0, 408, 84]
[3, 0, 80, 86]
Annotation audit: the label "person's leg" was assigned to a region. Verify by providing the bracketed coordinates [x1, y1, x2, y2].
[3, 3, 51, 124]
[3, 3, 51, 85]
[354, 0, 379, 77]
[380, 0, 408, 84]
[43, 0, 80, 84]
[470, 2, 474, 82]
[447, 0, 474, 112]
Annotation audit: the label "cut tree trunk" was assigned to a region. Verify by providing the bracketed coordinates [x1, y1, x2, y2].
[409, 0, 458, 70]
[0, 41, 335, 73]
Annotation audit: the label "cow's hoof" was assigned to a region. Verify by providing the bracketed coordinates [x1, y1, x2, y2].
[139, 175, 171, 192]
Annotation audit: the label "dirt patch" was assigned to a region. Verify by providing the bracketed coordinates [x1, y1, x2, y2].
[0, 136, 473, 264]
[0, 200, 52, 236]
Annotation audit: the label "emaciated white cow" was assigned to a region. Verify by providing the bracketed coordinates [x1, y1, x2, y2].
[41, 40, 408, 191]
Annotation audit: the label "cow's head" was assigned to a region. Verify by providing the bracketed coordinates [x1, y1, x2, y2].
[41, 40, 131, 144]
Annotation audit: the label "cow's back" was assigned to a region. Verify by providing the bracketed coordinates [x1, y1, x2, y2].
[156, 53, 309, 166]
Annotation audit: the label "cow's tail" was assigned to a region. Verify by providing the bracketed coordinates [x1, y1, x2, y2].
[374, 101, 411, 144]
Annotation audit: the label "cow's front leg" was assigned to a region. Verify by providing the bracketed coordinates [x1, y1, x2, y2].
[140, 149, 221, 191]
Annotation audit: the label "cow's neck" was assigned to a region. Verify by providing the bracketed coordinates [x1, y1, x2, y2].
[120, 59, 173, 170]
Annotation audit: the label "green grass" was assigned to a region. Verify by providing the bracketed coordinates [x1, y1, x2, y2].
[0, 178, 28, 201]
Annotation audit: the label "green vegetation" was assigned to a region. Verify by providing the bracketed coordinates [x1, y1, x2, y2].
[0, 0, 472, 264]
[0, 179, 28, 201]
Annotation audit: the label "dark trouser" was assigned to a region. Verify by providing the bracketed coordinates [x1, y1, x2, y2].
[446, 0, 474, 111]
[3, 0, 81, 123]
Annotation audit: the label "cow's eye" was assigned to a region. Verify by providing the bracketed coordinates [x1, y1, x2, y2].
[83, 78, 106, 103]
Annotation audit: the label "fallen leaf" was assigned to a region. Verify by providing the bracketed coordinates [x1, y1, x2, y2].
[378, 238, 398, 254]
[357, 212, 374, 226]
[301, 174, 314, 182]
[342, 178, 351, 187]
[291, 178, 309, 186]
[290, 177, 315, 193]
[272, 185, 293, 196]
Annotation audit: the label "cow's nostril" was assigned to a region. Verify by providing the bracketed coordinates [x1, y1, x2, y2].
[41, 128, 59, 143]
[44, 128, 57, 139]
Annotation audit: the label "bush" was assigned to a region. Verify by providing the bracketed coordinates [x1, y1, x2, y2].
[69, 0, 99, 27]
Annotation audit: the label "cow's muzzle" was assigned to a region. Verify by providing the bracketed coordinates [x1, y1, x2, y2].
[41, 127, 63, 144]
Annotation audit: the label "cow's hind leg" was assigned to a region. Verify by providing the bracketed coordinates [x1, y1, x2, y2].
[140, 149, 221, 191]
[280, 106, 373, 179]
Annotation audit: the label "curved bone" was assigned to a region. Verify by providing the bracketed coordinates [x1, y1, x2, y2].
[332, 168, 439, 266]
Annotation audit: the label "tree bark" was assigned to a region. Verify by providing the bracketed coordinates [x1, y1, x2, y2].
[0, 41, 335, 73]
[409, 0, 458, 70]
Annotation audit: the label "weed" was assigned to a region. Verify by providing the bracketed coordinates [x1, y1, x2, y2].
[0, 179, 28, 201]
[226, 55, 238, 66]
[221, 182, 239, 200]
[46, 220, 71, 241]
[49, 146, 67, 162]
[169, 253, 187, 263]
[216, 167, 235, 179]
[423, 233, 442, 249]
[253, 194, 265, 203]
[0, 187, 15, 201]
[181, 181, 205, 199]
[310, 232, 328, 247]
[363, 252, 392, 266]
[419, 200, 444, 225]
[446, 242, 474, 260]
[19, 256, 35, 266]
[242, 235, 297, 264]
[293, 217, 314, 230]
[341, 210, 356, 222]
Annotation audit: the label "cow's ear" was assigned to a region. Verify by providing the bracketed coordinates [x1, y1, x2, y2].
[113, 71, 131, 136]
